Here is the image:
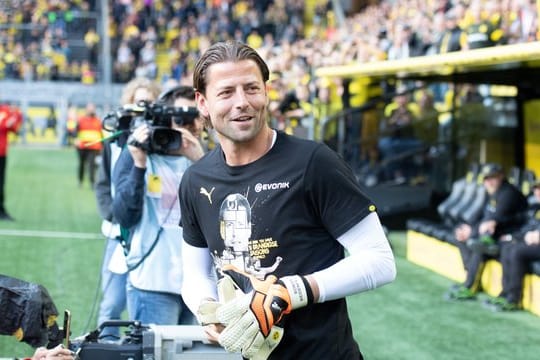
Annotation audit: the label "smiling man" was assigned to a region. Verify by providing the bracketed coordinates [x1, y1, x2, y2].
[178, 41, 396, 360]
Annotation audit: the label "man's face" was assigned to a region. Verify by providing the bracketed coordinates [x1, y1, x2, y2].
[534, 186, 540, 201]
[483, 174, 503, 194]
[195, 59, 268, 144]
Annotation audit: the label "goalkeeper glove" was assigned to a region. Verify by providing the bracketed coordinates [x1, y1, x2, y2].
[216, 265, 314, 357]
[197, 274, 238, 325]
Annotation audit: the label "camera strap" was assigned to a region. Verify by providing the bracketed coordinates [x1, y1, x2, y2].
[125, 194, 177, 273]
[125, 160, 180, 273]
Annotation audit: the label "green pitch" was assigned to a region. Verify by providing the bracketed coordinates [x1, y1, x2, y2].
[0, 146, 539, 359]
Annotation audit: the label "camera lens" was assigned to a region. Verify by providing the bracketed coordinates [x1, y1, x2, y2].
[150, 128, 182, 153]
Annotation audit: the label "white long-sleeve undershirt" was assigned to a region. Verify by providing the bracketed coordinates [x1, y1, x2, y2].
[312, 212, 396, 302]
[181, 242, 218, 314]
[181, 211, 396, 313]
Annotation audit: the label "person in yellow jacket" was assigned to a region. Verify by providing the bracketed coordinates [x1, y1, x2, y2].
[75, 102, 103, 188]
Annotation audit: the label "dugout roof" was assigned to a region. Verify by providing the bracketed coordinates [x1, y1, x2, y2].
[315, 41, 540, 88]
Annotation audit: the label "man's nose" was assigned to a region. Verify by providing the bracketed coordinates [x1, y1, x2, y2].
[233, 89, 249, 109]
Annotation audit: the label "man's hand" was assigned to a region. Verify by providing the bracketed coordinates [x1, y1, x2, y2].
[215, 265, 312, 358]
[197, 274, 238, 326]
[32, 345, 74, 360]
[479, 220, 496, 235]
[175, 127, 205, 161]
[127, 123, 149, 168]
[525, 230, 540, 245]
[219, 265, 311, 336]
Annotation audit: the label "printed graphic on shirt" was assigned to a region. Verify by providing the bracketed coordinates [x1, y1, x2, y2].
[213, 193, 282, 280]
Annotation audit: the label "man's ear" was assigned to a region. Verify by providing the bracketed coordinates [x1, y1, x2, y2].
[195, 92, 209, 117]
[265, 84, 270, 107]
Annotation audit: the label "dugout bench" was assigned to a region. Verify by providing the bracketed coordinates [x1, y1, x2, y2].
[406, 229, 540, 316]
[405, 164, 540, 316]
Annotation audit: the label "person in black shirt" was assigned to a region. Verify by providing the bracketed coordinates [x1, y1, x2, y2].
[179, 40, 396, 360]
[446, 163, 528, 300]
[483, 180, 540, 311]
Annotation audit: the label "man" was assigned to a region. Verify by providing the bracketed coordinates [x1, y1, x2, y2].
[112, 85, 204, 325]
[438, 9, 463, 54]
[179, 40, 396, 359]
[484, 179, 540, 311]
[463, 0, 505, 50]
[446, 163, 528, 300]
[75, 102, 103, 188]
[94, 77, 161, 338]
[0, 102, 22, 220]
[378, 88, 422, 182]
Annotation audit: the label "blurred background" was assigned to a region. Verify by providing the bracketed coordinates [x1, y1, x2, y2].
[1, 0, 540, 358]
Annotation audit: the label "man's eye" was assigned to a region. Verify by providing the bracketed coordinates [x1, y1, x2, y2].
[247, 86, 260, 93]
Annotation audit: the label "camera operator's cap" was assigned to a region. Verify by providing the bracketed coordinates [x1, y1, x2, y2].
[481, 163, 503, 178]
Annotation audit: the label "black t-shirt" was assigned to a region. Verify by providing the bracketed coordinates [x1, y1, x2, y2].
[482, 180, 528, 236]
[180, 131, 374, 359]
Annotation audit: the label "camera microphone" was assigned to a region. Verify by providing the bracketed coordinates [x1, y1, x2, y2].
[83, 130, 127, 148]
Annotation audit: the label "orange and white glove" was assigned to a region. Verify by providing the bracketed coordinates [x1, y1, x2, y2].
[216, 265, 313, 358]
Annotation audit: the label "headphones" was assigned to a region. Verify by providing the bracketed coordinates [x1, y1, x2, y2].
[157, 85, 196, 104]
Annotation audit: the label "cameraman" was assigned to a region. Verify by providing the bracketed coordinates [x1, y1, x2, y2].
[112, 85, 205, 325]
[95, 77, 162, 339]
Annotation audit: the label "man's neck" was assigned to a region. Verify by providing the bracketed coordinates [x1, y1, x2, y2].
[221, 127, 275, 166]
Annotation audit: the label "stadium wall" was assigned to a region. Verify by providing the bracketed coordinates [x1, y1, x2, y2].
[0, 80, 124, 145]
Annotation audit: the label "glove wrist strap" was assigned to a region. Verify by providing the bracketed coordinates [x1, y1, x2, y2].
[300, 275, 315, 304]
[279, 275, 313, 310]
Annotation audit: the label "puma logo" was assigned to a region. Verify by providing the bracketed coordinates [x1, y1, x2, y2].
[200, 187, 215, 204]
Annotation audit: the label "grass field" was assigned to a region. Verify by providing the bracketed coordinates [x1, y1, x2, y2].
[1, 146, 540, 359]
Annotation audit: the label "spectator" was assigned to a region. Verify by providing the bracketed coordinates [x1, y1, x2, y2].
[63, 105, 78, 147]
[463, 0, 505, 49]
[0, 102, 22, 221]
[94, 77, 162, 339]
[44, 105, 57, 138]
[84, 27, 100, 66]
[80, 60, 96, 85]
[112, 85, 205, 325]
[483, 179, 540, 311]
[438, 9, 464, 53]
[75, 102, 103, 188]
[3, 0, 539, 85]
[387, 23, 413, 60]
[413, 89, 439, 146]
[445, 163, 528, 300]
[378, 88, 423, 182]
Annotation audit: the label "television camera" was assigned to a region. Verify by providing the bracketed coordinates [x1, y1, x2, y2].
[1, 274, 236, 360]
[102, 101, 199, 154]
[69, 320, 241, 360]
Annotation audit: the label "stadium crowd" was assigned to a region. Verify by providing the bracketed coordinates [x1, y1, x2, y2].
[1, 0, 538, 87]
[1, 0, 538, 178]
[0, 0, 537, 148]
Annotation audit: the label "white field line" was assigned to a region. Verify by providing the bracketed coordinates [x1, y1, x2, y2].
[0, 228, 102, 239]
